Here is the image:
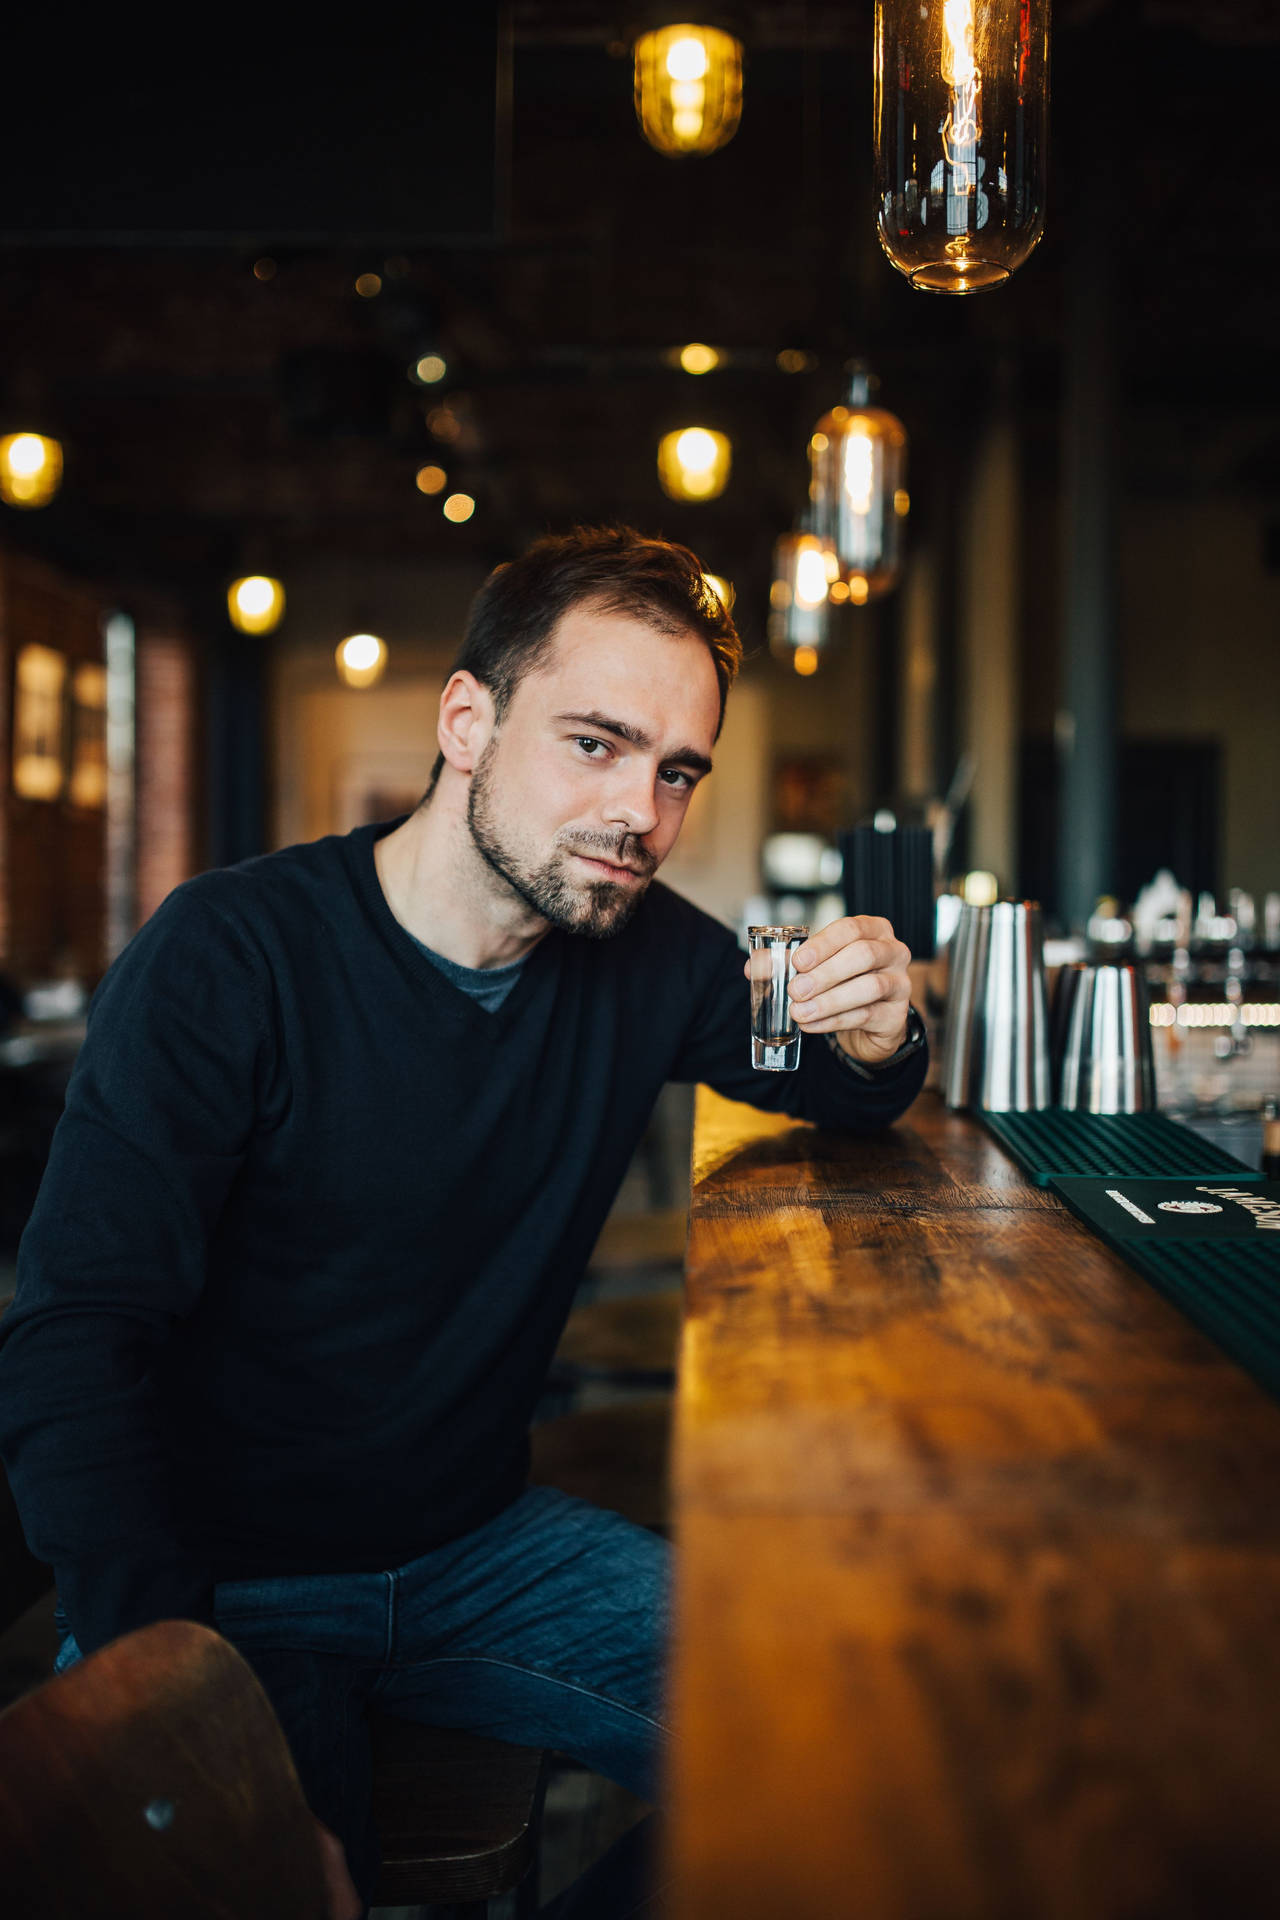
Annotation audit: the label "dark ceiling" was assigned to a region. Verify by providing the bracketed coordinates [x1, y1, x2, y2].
[2, 0, 1279, 624]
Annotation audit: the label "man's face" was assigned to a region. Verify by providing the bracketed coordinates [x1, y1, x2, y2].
[465, 602, 721, 938]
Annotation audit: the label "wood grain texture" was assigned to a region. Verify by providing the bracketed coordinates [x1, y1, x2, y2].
[0, 1619, 329, 1918]
[667, 1089, 1280, 1920]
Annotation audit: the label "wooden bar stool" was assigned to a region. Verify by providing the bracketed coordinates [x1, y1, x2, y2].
[0, 1619, 330, 1919]
[0, 1618, 548, 1920]
[370, 1711, 546, 1917]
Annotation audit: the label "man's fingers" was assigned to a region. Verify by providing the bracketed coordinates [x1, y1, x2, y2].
[793, 916, 894, 972]
[789, 937, 908, 1001]
[790, 969, 910, 1027]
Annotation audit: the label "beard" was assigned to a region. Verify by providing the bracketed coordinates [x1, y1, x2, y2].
[465, 740, 657, 939]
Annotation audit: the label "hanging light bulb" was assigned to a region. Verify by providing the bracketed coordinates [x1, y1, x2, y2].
[335, 633, 388, 689]
[227, 575, 286, 635]
[0, 432, 63, 509]
[768, 529, 838, 654]
[634, 24, 743, 158]
[808, 366, 908, 601]
[874, 0, 1050, 293]
[657, 426, 732, 501]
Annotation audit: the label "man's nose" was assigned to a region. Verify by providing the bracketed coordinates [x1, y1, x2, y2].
[602, 764, 660, 837]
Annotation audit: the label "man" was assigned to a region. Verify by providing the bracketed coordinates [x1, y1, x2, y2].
[0, 526, 927, 1915]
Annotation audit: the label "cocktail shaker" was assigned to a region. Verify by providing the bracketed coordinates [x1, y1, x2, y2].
[943, 900, 1050, 1111]
[1054, 962, 1156, 1112]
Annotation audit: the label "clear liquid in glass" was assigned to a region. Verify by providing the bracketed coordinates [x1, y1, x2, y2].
[748, 925, 808, 1072]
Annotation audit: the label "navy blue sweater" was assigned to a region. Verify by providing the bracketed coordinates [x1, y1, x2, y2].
[0, 822, 926, 1654]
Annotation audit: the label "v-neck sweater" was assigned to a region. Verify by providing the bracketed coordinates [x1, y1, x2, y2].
[0, 821, 927, 1655]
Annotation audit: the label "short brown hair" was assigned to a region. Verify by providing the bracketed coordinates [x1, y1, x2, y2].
[423, 525, 741, 801]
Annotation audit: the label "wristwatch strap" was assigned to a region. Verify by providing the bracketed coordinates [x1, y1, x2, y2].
[824, 1004, 926, 1080]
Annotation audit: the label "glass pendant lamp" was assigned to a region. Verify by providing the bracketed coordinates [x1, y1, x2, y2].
[634, 23, 743, 157]
[874, 0, 1049, 293]
[768, 525, 837, 654]
[808, 366, 908, 602]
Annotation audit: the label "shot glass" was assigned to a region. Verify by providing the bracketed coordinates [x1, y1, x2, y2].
[747, 924, 808, 1071]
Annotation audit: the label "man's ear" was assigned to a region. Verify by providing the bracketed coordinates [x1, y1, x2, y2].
[437, 671, 496, 775]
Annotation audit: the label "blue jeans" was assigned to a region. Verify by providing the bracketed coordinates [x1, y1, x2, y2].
[55, 1486, 672, 1916]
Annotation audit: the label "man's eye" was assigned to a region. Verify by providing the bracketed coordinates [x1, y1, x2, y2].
[660, 768, 694, 791]
[575, 737, 607, 756]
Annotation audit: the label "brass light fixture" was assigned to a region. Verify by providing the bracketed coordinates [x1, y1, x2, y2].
[657, 426, 731, 501]
[874, 0, 1050, 293]
[227, 575, 286, 635]
[0, 432, 63, 509]
[808, 366, 908, 602]
[634, 23, 743, 157]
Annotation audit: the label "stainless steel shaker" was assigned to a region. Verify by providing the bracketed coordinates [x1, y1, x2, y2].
[943, 900, 1051, 1111]
[1053, 962, 1157, 1112]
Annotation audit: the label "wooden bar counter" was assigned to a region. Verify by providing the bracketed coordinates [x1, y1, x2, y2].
[667, 1088, 1280, 1920]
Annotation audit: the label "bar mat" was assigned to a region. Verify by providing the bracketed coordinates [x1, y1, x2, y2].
[1121, 1240, 1280, 1400]
[1048, 1175, 1280, 1405]
[981, 1109, 1256, 1187]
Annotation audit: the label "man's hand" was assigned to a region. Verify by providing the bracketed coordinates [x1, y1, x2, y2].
[770, 915, 912, 1067]
[312, 1815, 362, 1920]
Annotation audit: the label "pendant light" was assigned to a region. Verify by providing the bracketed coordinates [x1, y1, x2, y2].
[336, 633, 388, 690]
[874, 0, 1050, 293]
[227, 575, 286, 635]
[0, 432, 63, 509]
[808, 365, 908, 603]
[768, 525, 838, 655]
[657, 426, 732, 502]
[634, 23, 743, 157]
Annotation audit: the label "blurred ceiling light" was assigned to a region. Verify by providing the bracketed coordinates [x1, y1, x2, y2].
[962, 869, 1000, 907]
[443, 492, 476, 523]
[768, 530, 834, 654]
[252, 256, 277, 282]
[793, 645, 820, 677]
[0, 432, 63, 509]
[657, 426, 731, 501]
[336, 633, 387, 689]
[414, 353, 448, 384]
[828, 579, 851, 604]
[354, 272, 383, 299]
[875, 0, 1049, 293]
[776, 349, 816, 374]
[416, 464, 447, 495]
[677, 342, 722, 375]
[427, 406, 462, 443]
[227, 575, 285, 635]
[703, 572, 735, 611]
[634, 24, 743, 157]
[808, 363, 907, 601]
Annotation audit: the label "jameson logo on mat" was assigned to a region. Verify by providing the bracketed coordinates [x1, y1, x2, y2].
[1050, 1178, 1280, 1244]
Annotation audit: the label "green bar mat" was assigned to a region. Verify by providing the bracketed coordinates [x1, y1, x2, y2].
[1120, 1240, 1280, 1403]
[981, 1110, 1256, 1187]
